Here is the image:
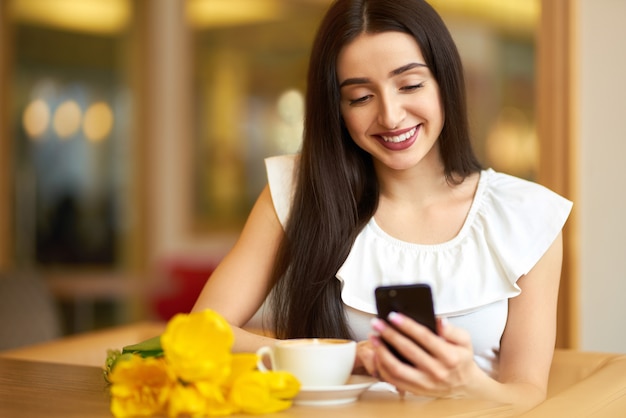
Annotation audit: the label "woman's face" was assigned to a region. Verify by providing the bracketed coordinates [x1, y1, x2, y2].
[337, 31, 445, 172]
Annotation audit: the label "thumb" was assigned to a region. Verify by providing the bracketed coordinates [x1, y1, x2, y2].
[437, 317, 472, 347]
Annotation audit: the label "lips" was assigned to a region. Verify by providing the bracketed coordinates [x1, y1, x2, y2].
[381, 126, 417, 143]
[377, 125, 420, 150]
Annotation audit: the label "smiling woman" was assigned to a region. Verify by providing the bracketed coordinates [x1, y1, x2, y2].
[337, 32, 444, 166]
[190, 0, 572, 415]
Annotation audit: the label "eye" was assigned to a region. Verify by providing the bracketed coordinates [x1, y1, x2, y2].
[400, 82, 424, 92]
[348, 95, 372, 106]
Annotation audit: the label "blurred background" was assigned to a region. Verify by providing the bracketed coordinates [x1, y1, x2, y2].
[1, 0, 624, 355]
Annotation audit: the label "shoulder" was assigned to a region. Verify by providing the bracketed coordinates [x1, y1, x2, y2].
[484, 169, 562, 198]
[479, 169, 572, 221]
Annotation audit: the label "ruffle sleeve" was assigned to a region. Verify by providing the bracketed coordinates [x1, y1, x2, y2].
[480, 170, 573, 280]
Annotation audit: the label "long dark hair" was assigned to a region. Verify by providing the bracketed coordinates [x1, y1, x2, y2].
[270, 0, 482, 339]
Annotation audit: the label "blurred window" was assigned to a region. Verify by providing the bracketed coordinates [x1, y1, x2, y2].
[187, 0, 328, 230]
[9, 0, 134, 267]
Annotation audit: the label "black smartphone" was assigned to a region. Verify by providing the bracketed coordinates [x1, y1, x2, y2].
[374, 283, 437, 363]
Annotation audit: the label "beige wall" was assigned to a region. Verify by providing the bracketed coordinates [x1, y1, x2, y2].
[577, 0, 626, 353]
[146, 0, 237, 265]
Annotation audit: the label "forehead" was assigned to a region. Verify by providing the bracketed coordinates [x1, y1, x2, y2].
[337, 31, 426, 79]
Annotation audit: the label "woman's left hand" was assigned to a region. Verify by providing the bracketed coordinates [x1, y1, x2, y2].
[353, 340, 377, 376]
[370, 313, 483, 398]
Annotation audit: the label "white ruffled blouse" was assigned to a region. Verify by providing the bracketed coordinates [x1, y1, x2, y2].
[265, 154, 573, 377]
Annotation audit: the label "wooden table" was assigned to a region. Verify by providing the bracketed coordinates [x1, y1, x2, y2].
[0, 357, 516, 418]
[0, 357, 112, 418]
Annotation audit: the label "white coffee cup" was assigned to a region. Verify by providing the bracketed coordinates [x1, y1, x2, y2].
[256, 338, 356, 387]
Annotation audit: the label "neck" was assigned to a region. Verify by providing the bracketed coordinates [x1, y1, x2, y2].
[375, 157, 449, 208]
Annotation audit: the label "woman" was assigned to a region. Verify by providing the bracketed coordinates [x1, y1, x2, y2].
[193, 0, 572, 412]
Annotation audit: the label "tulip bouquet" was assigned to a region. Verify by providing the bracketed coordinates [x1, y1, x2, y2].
[104, 310, 300, 417]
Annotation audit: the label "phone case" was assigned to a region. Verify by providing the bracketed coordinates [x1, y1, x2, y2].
[375, 283, 437, 333]
[374, 283, 437, 364]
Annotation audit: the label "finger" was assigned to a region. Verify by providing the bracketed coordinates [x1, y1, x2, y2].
[389, 315, 468, 374]
[373, 346, 455, 399]
[371, 319, 436, 375]
[436, 317, 447, 335]
[371, 317, 423, 366]
[374, 348, 444, 397]
[436, 317, 472, 348]
[357, 337, 379, 377]
[386, 313, 446, 360]
[377, 315, 464, 382]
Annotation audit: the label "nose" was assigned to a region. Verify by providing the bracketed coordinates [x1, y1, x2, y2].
[377, 93, 405, 130]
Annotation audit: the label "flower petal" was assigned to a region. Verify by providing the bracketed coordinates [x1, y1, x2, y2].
[228, 371, 299, 414]
[108, 355, 174, 417]
[161, 310, 234, 383]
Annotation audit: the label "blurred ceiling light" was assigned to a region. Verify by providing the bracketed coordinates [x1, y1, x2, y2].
[9, 0, 130, 35]
[83, 101, 114, 142]
[53, 100, 82, 139]
[23, 99, 51, 139]
[186, 0, 285, 29]
[428, 0, 539, 34]
[277, 89, 304, 125]
[274, 89, 305, 154]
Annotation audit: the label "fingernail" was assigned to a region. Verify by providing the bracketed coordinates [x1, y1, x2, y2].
[369, 334, 381, 347]
[388, 311, 403, 325]
[371, 317, 386, 333]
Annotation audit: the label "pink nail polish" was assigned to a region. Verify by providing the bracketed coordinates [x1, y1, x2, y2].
[388, 311, 402, 325]
[371, 317, 386, 332]
[369, 334, 381, 347]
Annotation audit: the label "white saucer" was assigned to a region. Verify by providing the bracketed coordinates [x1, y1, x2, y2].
[293, 375, 379, 406]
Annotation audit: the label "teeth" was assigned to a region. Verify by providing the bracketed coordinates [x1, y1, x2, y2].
[382, 127, 417, 143]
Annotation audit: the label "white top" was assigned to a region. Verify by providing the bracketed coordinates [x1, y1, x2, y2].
[265, 154, 573, 377]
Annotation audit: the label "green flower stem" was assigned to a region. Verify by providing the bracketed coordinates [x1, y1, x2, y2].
[122, 336, 163, 358]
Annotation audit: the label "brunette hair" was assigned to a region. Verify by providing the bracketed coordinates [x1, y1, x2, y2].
[270, 0, 482, 339]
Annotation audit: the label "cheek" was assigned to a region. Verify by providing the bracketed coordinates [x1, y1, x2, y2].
[340, 113, 360, 139]
[433, 94, 445, 126]
[341, 107, 371, 137]
[412, 99, 444, 127]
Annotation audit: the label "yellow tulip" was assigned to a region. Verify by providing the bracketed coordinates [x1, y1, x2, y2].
[224, 353, 259, 387]
[108, 355, 175, 418]
[161, 310, 234, 383]
[262, 371, 302, 399]
[228, 371, 301, 415]
[167, 384, 207, 417]
[168, 382, 237, 417]
[105, 310, 302, 417]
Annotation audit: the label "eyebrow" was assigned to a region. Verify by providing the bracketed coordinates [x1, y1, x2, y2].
[339, 62, 427, 88]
